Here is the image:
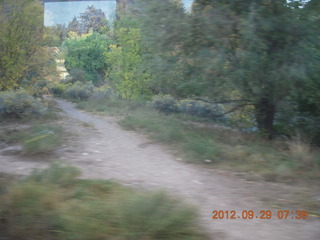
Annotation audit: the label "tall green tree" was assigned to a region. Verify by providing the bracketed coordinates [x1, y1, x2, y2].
[106, 27, 152, 100]
[78, 5, 110, 34]
[63, 33, 113, 85]
[187, 0, 314, 138]
[0, 0, 46, 90]
[138, 0, 190, 96]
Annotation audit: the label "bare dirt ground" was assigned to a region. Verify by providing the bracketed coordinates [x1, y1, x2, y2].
[1, 98, 320, 240]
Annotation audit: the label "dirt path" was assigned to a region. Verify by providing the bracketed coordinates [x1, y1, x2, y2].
[1, 99, 320, 240]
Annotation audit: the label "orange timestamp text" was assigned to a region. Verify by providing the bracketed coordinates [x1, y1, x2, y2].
[212, 210, 309, 220]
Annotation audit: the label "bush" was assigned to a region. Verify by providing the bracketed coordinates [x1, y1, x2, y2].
[22, 125, 63, 155]
[68, 68, 87, 83]
[0, 91, 47, 118]
[49, 81, 70, 97]
[152, 95, 226, 121]
[152, 95, 179, 114]
[89, 86, 115, 102]
[0, 164, 207, 240]
[65, 82, 94, 100]
[27, 79, 50, 97]
[178, 99, 225, 121]
[63, 33, 113, 85]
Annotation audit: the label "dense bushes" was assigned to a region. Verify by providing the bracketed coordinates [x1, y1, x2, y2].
[0, 164, 207, 240]
[50, 81, 113, 101]
[64, 82, 94, 100]
[63, 33, 113, 85]
[49, 82, 70, 97]
[0, 91, 46, 118]
[152, 95, 179, 114]
[152, 95, 226, 121]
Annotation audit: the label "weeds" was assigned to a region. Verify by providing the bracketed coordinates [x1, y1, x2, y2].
[0, 164, 207, 240]
[0, 124, 63, 156]
[22, 125, 63, 155]
[285, 132, 316, 167]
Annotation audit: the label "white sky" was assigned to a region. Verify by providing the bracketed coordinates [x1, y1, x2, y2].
[44, 0, 194, 26]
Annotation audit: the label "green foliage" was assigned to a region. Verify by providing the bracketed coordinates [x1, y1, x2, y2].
[63, 33, 113, 85]
[0, 91, 47, 118]
[89, 86, 115, 102]
[27, 79, 50, 97]
[22, 125, 63, 155]
[152, 95, 226, 121]
[0, 0, 54, 90]
[137, 0, 190, 97]
[152, 95, 179, 114]
[65, 82, 95, 100]
[137, 0, 320, 139]
[106, 28, 152, 100]
[28, 163, 81, 186]
[49, 82, 70, 97]
[0, 164, 207, 240]
[43, 26, 66, 47]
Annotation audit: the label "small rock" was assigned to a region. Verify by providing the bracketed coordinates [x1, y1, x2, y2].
[204, 159, 212, 163]
[0, 145, 23, 156]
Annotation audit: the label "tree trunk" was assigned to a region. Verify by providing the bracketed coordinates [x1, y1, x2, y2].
[255, 98, 276, 139]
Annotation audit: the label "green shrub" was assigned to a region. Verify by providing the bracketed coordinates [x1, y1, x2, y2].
[63, 33, 113, 86]
[68, 68, 87, 83]
[178, 99, 225, 121]
[89, 86, 115, 102]
[0, 164, 207, 240]
[65, 82, 94, 100]
[27, 163, 81, 186]
[22, 125, 62, 155]
[27, 79, 50, 97]
[152, 95, 179, 114]
[0, 91, 47, 118]
[152, 95, 226, 121]
[115, 191, 204, 240]
[49, 81, 70, 97]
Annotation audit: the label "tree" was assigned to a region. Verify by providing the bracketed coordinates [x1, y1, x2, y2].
[78, 5, 110, 34]
[67, 17, 81, 35]
[0, 0, 47, 90]
[186, 0, 313, 138]
[138, 0, 190, 96]
[63, 33, 113, 85]
[106, 27, 152, 100]
[138, 0, 317, 138]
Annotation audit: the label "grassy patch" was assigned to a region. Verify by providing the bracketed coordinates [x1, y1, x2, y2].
[77, 98, 144, 116]
[22, 124, 63, 155]
[0, 123, 63, 156]
[0, 164, 208, 240]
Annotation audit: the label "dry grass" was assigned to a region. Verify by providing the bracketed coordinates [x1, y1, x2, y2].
[285, 132, 315, 167]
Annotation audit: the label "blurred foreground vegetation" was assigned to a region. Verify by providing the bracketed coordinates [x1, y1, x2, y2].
[0, 164, 207, 240]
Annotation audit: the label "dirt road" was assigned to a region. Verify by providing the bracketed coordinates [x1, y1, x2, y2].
[1, 98, 319, 240]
